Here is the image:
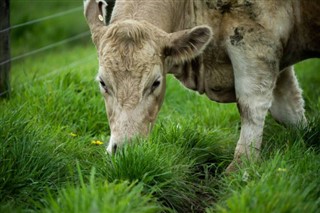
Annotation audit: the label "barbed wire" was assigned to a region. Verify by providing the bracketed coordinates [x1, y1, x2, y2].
[0, 6, 82, 34]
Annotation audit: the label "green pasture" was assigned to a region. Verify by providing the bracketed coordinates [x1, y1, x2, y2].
[1, 1, 319, 212]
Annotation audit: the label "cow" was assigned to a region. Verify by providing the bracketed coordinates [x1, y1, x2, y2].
[83, 0, 320, 172]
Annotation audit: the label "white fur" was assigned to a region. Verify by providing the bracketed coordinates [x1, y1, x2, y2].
[270, 67, 307, 126]
[227, 39, 277, 160]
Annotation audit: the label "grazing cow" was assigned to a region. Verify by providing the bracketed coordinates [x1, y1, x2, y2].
[84, 0, 320, 171]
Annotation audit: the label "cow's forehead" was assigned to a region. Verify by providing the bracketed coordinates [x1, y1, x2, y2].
[97, 21, 164, 85]
[99, 41, 161, 78]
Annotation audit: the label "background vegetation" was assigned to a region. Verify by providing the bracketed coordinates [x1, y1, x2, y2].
[1, 1, 319, 212]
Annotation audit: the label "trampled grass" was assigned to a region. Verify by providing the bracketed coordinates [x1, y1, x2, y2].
[0, 45, 319, 212]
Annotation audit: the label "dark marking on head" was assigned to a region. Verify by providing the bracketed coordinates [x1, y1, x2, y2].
[230, 27, 244, 46]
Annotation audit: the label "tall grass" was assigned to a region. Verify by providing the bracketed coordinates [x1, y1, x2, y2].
[1, 43, 319, 212]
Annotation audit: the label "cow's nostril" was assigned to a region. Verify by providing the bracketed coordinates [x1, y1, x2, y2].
[112, 144, 118, 153]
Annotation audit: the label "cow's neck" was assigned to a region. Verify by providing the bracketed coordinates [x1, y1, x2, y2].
[110, 0, 191, 33]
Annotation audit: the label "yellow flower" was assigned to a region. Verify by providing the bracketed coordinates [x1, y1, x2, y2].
[91, 140, 104, 145]
[277, 168, 287, 172]
[69, 132, 77, 137]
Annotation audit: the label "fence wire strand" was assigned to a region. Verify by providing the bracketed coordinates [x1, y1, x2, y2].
[0, 6, 82, 34]
[0, 53, 97, 97]
[0, 5, 96, 98]
[33, 53, 96, 83]
[0, 31, 91, 66]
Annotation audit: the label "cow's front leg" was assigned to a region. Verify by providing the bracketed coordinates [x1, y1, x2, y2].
[225, 27, 281, 172]
[228, 91, 275, 171]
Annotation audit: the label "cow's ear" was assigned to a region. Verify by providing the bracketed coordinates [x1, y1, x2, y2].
[164, 26, 212, 64]
[84, 0, 108, 47]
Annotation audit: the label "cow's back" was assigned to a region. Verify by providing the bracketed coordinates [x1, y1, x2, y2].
[170, 0, 319, 103]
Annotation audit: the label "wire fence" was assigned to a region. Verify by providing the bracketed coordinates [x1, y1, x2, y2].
[0, 53, 97, 97]
[0, 6, 82, 34]
[0, 31, 91, 67]
[0, 4, 95, 97]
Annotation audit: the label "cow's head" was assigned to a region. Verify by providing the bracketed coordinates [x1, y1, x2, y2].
[84, 0, 212, 153]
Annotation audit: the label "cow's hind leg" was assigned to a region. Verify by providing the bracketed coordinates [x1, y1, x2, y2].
[270, 66, 307, 126]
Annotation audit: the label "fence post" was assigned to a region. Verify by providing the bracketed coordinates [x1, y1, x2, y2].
[0, 0, 11, 98]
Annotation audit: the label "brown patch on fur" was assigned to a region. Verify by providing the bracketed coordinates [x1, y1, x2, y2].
[206, 0, 258, 20]
[230, 27, 244, 46]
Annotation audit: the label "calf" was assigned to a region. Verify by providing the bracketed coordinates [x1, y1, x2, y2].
[84, 0, 320, 171]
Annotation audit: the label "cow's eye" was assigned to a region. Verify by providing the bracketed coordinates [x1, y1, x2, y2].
[151, 80, 161, 92]
[99, 80, 109, 94]
[100, 80, 106, 87]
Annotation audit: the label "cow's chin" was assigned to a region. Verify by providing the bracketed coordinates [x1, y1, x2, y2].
[106, 135, 140, 154]
[106, 123, 153, 154]
[106, 135, 120, 154]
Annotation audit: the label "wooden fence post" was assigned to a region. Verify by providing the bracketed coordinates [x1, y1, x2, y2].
[0, 0, 11, 98]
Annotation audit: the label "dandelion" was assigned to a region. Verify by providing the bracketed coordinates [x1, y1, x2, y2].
[91, 140, 104, 145]
[69, 132, 77, 137]
[277, 168, 287, 172]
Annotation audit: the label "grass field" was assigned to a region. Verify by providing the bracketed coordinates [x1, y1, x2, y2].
[1, 43, 319, 212]
[1, 1, 320, 212]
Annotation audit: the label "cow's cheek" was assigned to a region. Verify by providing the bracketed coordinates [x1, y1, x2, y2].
[104, 98, 116, 130]
[146, 95, 162, 124]
[147, 104, 158, 124]
[147, 83, 166, 123]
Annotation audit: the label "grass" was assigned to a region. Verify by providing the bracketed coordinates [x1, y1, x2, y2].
[0, 44, 319, 212]
[2, 2, 320, 210]
[45, 166, 162, 213]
